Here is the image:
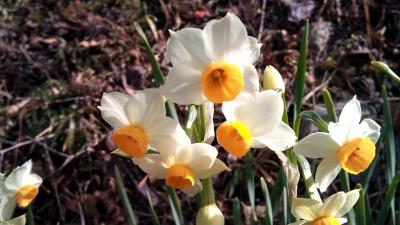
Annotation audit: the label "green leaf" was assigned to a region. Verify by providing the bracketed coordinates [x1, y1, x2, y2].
[146, 191, 161, 225]
[322, 89, 338, 122]
[376, 172, 400, 225]
[296, 155, 321, 201]
[260, 177, 273, 225]
[114, 166, 138, 225]
[233, 198, 241, 225]
[245, 151, 257, 222]
[382, 86, 396, 224]
[282, 187, 288, 225]
[299, 111, 329, 132]
[271, 168, 285, 212]
[167, 187, 184, 225]
[354, 184, 366, 225]
[293, 20, 309, 123]
[27, 205, 34, 225]
[134, 22, 178, 121]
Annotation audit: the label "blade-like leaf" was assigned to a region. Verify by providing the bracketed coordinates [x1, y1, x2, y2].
[233, 198, 241, 225]
[376, 172, 400, 225]
[354, 184, 366, 225]
[147, 191, 160, 225]
[322, 89, 338, 122]
[114, 166, 138, 225]
[167, 187, 184, 225]
[260, 177, 273, 225]
[245, 151, 257, 222]
[299, 111, 328, 132]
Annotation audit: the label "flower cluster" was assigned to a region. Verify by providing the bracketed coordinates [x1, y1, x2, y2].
[0, 160, 42, 225]
[99, 13, 381, 225]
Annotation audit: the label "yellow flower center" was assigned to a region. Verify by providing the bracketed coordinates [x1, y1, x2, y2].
[200, 62, 244, 103]
[166, 164, 195, 189]
[312, 217, 340, 225]
[336, 137, 375, 174]
[16, 185, 39, 208]
[216, 121, 252, 157]
[112, 125, 148, 157]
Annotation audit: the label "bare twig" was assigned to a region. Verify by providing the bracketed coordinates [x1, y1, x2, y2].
[257, 0, 267, 42]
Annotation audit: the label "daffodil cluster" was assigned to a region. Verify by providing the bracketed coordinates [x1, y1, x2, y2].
[0, 160, 42, 225]
[99, 13, 381, 225]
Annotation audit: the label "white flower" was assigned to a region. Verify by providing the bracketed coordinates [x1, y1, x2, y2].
[133, 143, 229, 196]
[294, 96, 381, 192]
[216, 90, 296, 157]
[289, 190, 360, 225]
[1, 215, 26, 225]
[263, 65, 285, 92]
[0, 160, 42, 208]
[162, 13, 261, 105]
[196, 204, 224, 225]
[98, 89, 190, 157]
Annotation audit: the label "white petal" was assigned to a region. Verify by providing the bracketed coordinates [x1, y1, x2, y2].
[203, 13, 252, 61]
[319, 192, 346, 217]
[161, 62, 206, 105]
[133, 154, 173, 179]
[291, 198, 322, 221]
[177, 143, 218, 174]
[221, 100, 244, 122]
[145, 117, 191, 155]
[5, 214, 26, 225]
[4, 160, 33, 191]
[25, 174, 42, 187]
[339, 96, 361, 125]
[337, 218, 348, 224]
[235, 90, 282, 135]
[294, 133, 340, 158]
[0, 197, 17, 222]
[315, 158, 341, 192]
[348, 119, 381, 144]
[234, 63, 259, 102]
[252, 121, 296, 151]
[328, 122, 352, 146]
[98, 92, 131, 128]
[167, 28, 211, 68]
[197, 159, 229, 179]
[336, 189, 360, 217]
[288, 221, 308, 225]
[181, 179, 203, 197]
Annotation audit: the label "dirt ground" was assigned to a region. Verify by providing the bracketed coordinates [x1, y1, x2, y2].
[0, 0, 399, 224]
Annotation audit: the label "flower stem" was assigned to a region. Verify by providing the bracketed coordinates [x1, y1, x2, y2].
[200, 177, 215, 207]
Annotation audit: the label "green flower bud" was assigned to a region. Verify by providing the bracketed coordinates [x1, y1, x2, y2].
[196, 204, 224, 225]
[263, 65, 285, 92]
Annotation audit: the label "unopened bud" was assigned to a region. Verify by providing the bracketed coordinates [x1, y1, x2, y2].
[263, 65, 285, 92]
[196, 204, 224, 225]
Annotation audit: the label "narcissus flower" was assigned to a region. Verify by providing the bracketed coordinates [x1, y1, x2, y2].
[133, 143, 228, 196]
[294, 96, 380, 192]
[289, 189, 360, 225]
[162, 13, 261, 105]
[196, 204, 224, 225]
[217, 90, 296, 157]
[0, 160, 42, 208]
[99, 89, 189, 157]
[263, 65, 285, 92]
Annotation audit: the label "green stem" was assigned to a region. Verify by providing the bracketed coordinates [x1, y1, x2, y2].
[200, 177, 215, 207]
[27, 205, 34, 225]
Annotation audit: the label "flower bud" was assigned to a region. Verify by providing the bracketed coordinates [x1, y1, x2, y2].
[263, 65, 285, 92]
[196, 204, 224, 225]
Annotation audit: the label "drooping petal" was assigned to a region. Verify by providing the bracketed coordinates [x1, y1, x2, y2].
[197, 159, 229, 179]
[335, 189, 360, 217]
[252, 121, 296, 151]
[5, 214, 26, 225]
[98, 92, 131, 128]
[294, 133, 340, 158]
[234, 90, 282, 135]
[338, 96, 361, 125]
[202, 13, 251, 62]
[177, 143, 218, 174]
[162, 62, 206, 105]
[181, 179, 203, 197]
[0, 197, 17, 222]
[167, 28, 211, 68]
[133, 154, 173, 179]
[291, 198, 322, 221]
[319, 192, 346, 217]
[315, 158, 342, 192]
[144, 117, 191, 155]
